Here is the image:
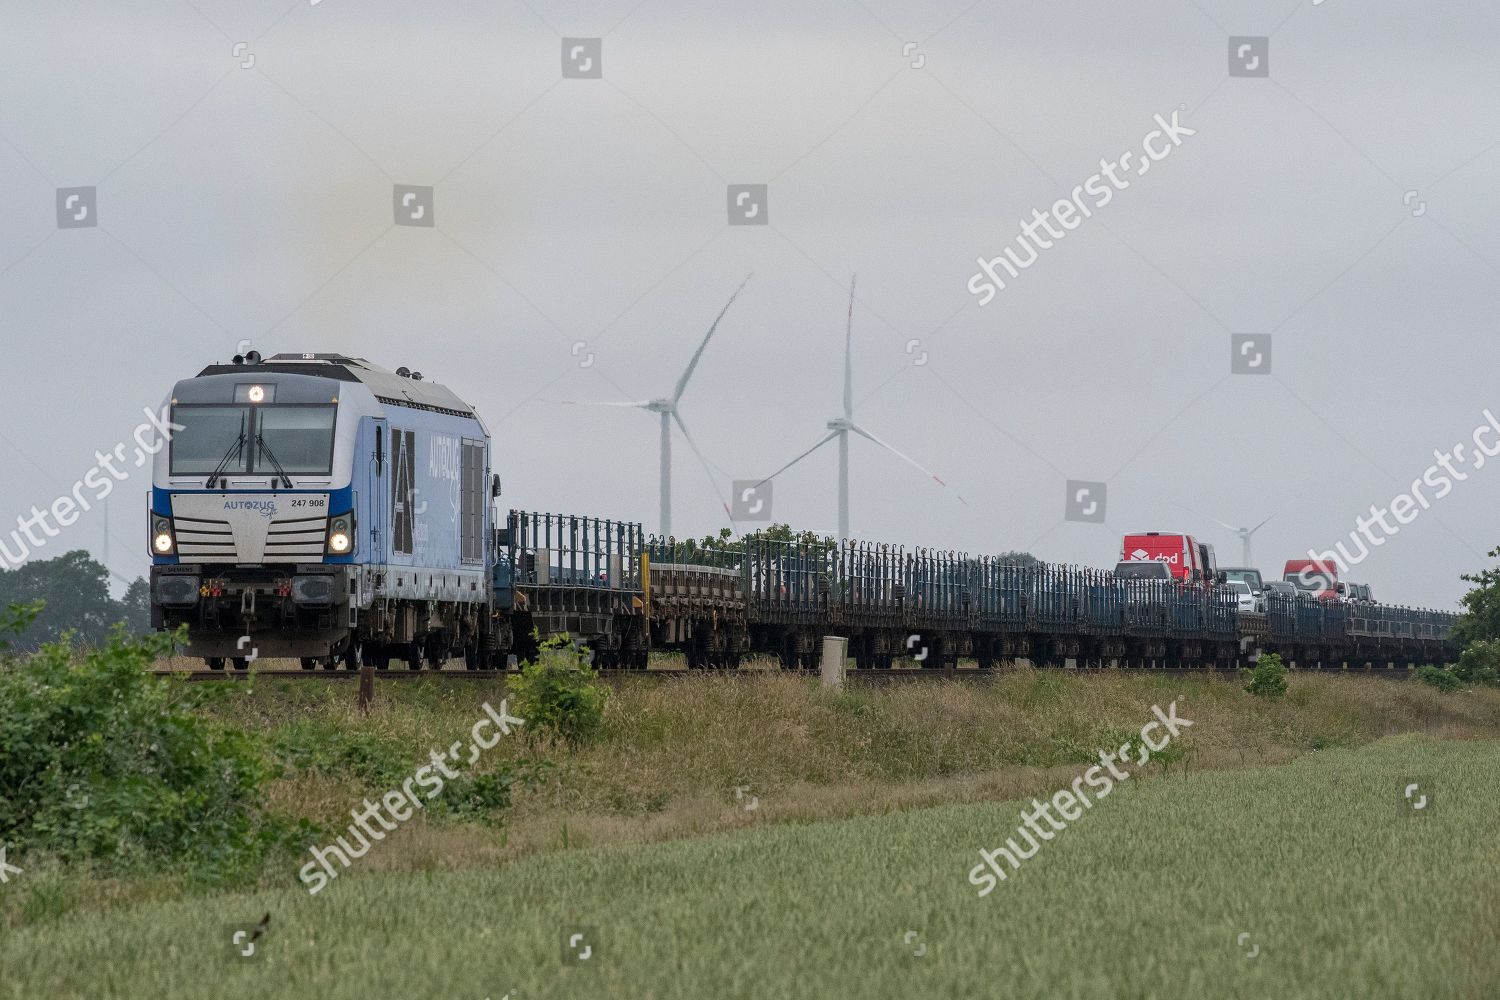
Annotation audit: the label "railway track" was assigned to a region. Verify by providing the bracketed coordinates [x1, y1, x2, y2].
[150, 663, 1422, 683]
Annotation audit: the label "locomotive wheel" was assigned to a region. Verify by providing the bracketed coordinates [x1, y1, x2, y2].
[464, 641, 482, 671]
[230, 657, 250, 671]
[406, 641, 424, 671]
[321, 657, 338, 671]
[205, 657, 225, 671]
[343, 640, 362, 671]
[299, 657, 317, 671]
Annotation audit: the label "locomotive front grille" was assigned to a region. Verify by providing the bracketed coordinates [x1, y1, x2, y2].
[174, 515, 236, 561]
[261, 514, 329, 563]
[170, 493, 331, 564]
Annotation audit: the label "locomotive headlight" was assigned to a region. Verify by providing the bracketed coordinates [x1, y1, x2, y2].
[326, 512, 354, 555]
[151, 515, 175, 555]
[233, 383, 276, 404]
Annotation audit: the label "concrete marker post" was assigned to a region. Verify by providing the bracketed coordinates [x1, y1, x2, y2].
[821, 635, 848, 689]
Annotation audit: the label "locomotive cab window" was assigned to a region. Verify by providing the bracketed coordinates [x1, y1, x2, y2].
[255, 406, 336, 475]
[170, 404, 251, 476]
[170, 403, 337, 478]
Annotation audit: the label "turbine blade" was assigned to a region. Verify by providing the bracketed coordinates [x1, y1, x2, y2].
[1171, 501, 1237, 534]
[843, 275, 856, 419]
[847, 423, 967, 504]
[755, 431, 839, 488]
[671, 411, 733, 522]
[1248, 512, 1276, 535]
[672, 274, 752, 405]
[560, 399, 653, 408]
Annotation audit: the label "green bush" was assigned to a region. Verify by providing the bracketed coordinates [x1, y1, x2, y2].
[1416, 665, 1461, 692]
[0, 616, 272, 878]
[507, 635, 609, 743]
[1245, 653, 1289, 698]
[440, 758, 554, 819]
[1454, 640, 1500, 688]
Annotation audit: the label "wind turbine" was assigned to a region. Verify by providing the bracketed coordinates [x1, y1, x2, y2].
[1174, 502, 1276, 566]
[756, 276, 962, 541]
[563, 276, 750, 538]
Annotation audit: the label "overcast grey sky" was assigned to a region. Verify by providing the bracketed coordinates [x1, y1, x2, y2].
[2, 0, 1498, 607]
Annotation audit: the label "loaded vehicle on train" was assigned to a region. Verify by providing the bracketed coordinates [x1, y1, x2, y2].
[150, 355, 1462, 673]
[1221, 567, 1264, 594]
[1284, 558, 1343, 601]
[1120, 532, 1221, 585]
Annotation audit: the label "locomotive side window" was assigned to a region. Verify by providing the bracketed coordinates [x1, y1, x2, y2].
[391, 429, 416, 555]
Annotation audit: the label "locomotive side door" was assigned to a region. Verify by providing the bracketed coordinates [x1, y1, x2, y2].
[369, 418, 389, 562]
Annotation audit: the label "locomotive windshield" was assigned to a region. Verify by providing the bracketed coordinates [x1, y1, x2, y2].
[257, 406, 336, 473]
[170, 404, 336, 477]
[171, 405, 250, 476]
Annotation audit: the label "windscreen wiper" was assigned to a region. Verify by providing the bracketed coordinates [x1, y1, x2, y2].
[206, 415, 247, 490]
[254, 432, 293, 490]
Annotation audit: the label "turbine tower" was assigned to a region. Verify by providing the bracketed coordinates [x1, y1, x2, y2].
[564, 275, 750, 537]
[757, 276, 961, 540]
[1215, 513, 1275, 567]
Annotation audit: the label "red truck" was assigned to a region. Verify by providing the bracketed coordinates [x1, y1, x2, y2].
[1120, 532, 1220, 584]
[1282, 559, 1344, 601]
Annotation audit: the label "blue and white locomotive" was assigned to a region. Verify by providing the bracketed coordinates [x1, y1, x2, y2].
[149, 353, 498, 670]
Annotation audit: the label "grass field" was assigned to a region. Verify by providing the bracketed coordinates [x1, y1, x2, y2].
[2, 735, 1496, 999]
[181, 666, 1500, 868]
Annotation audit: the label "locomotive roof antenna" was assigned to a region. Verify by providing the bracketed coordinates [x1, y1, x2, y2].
[561, 274, 752, 537]
[751, 275, 964, 542]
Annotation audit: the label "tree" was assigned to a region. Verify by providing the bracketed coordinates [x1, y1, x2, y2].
[119, 577, 152, 636]
[1455, 546, 1500, 646]
[0, 551, 151, 650]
